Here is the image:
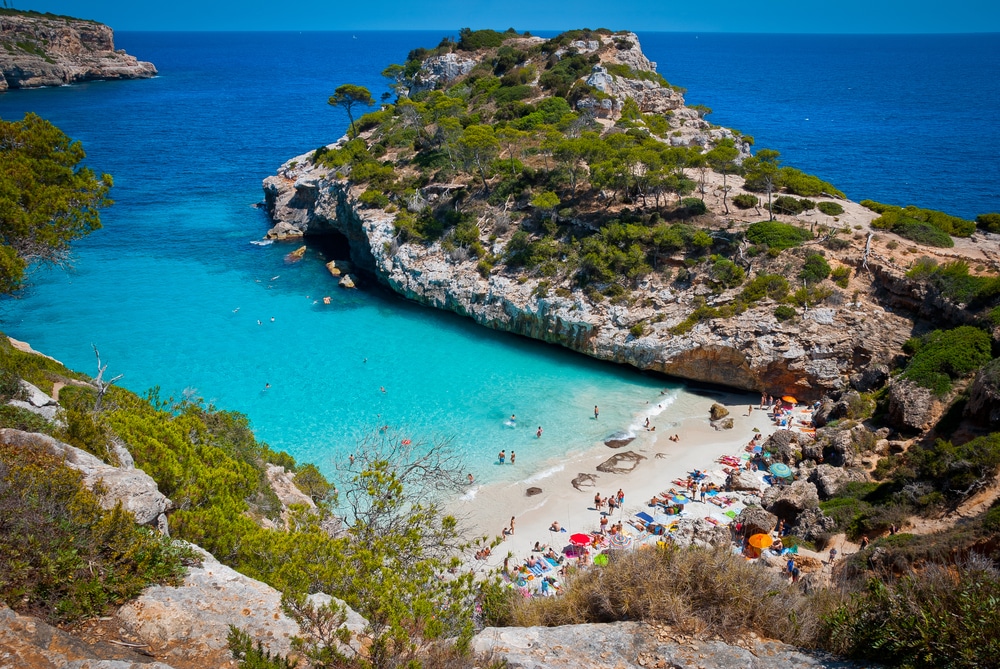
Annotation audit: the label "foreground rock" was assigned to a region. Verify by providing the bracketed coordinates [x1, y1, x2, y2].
[472, 621, 868, 668]
[0, 602, 175, 669]
[115, 544, 300, 669]
[0, 428, 171, 527]
[0, 11, 156, 90]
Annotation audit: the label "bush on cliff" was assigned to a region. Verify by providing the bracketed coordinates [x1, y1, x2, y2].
[900, 325, 992, 395]
[824, 557, 1000, 669]
[977, 212, 1000, 233]
[0, 439, 193, 623]
[906, 257, 1000, 307]
[745, 221, 812, 251]
[863, 199, 974, 239]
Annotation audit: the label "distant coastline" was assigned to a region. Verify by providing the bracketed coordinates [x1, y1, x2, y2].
[0, 10, 156, 90]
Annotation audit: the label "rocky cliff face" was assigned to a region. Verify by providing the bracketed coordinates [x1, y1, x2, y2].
[0, 12, 156, 90]
[263, 157, 911, 402]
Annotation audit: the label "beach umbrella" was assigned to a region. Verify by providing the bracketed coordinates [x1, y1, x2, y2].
[608, 533, 634, 550]
[781, 395, 797, 404]
[748, 533, 773, 550]
[769, 462, 794, 479]
[671, 494, 690, 505]
[569, 533, 591, 547]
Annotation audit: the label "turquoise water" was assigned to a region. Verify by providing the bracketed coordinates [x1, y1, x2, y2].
[0, 32, 677, 481]
[1, 31, 995, 482]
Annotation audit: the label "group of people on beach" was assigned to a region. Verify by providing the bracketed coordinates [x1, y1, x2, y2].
[497, 450, 515, 465]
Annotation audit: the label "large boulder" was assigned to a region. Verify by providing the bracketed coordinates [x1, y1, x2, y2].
[0, 429, 171, 527]
[762, 429, 813, 464]
[471, 621, 868, 669]
[735, 506, 778, 536]
[596, 451, 646, 474]
[0, 602, 176, 669]
[727, 470, 763, 492]
[791, 508, 836, 544]
[116, 544, 302, 669]
[809, 464, 869, 499]
[670, 519, 731, 549]
[762, 480, 820, 521]
[887, 377, 939, 432]
[709, 403, 730, 421]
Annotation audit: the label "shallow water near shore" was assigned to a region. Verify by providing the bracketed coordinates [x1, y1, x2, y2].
[0, 31, 995, 483]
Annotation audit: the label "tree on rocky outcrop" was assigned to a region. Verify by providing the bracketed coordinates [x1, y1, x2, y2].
[458, 124, 499, 194]
[743, 149, 781, 220]
[0, 113, 112, 294]
[328, 84, 374, 139]
[706, 139, 740, 214]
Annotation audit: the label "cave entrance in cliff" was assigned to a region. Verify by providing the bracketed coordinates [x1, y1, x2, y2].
[309, 231, 352, 263]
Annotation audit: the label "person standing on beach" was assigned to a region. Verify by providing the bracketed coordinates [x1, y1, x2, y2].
[594, 405, 599, 420]
[509, 516, 515, 535]
[498, 450, 505, 465]
[510, 451, 516, 465]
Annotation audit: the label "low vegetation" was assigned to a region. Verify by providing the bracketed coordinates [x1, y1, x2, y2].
[900, 325, 992, 395]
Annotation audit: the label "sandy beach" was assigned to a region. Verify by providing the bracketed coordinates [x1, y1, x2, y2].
[447, 386, 783, 574]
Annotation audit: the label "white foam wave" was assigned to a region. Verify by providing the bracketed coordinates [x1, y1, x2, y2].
[250, 239, 273, 246]
[459, 486, 478, 501]
[522, 463, 565, 485]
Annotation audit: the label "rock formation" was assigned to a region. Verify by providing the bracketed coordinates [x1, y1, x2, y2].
[0, 11, 156, 90]
[0, 428, 171, 528]
[471, 621, 868, 668]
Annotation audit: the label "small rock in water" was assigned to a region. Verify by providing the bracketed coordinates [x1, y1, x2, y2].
[285, 245, 307, 262]
[339, 274, 356, 289]
[526, 486, 542, 496]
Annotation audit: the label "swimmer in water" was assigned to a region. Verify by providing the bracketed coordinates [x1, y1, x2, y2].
[264, 383, 270, 391]
[510, 414, 516, 422]
[536, 426, 543, 438]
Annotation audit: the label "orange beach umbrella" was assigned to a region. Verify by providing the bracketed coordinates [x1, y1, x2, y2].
[748, 533, 773, 550]
[781, 395, 798, 404]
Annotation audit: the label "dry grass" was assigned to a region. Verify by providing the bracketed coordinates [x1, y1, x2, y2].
[508, 545, 837, 647]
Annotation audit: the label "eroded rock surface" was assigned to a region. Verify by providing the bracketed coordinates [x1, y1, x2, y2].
[472, 621, 869, 668]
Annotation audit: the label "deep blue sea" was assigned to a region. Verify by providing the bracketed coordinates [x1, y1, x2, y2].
[0, 31, 996, 482]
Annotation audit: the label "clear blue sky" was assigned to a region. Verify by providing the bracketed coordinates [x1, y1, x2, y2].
[13, 0, 1000, 32]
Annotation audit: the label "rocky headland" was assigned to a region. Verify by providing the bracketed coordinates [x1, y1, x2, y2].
[261, 29, 998, 403]
[0, 10, 156, 90]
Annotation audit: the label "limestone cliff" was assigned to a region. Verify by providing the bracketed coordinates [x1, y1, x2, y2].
[0, 11, 156, 90]
[263, 151, 911, 402]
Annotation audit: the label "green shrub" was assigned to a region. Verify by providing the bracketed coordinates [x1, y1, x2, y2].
[493, 84, 533, 104]
[741, 274, 790, 302]
[745, 221, 812, 250]
[774, 305, 796, 321]
[457, 28, 509, 51]
[732, 193, 757, 210]
[708, 256, 745, 289]
[891, 220, 955, 248]
[865, 200, 974, 239]
[830, 266, 851, 288]
[358, 189, 390, 208]
[771, 195, 804, 215]
[799, 252, 831, 284]
[680, 197, 707, 216]
[817, 201, 844, 216]
[901, 326, 992, 395]
[0, 441, 193, 623]
[906, 258, 1000, 306]
[976, 212, 1000, 233]
[777, 167, 845, 198]
[824, 560, 1000, 669]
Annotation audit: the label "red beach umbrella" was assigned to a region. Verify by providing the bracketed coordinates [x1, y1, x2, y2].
[569, 533, 592, 547]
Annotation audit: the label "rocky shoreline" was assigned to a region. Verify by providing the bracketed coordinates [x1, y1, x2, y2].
[263, 154, 913, 403]
[0, 12, 156, 90]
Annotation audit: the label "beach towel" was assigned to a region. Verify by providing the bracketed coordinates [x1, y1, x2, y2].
[636, 511, 655, 524]
[724, 510, 738, 519]
[527, 564, 545, 577]
[545, 556, 560, 568]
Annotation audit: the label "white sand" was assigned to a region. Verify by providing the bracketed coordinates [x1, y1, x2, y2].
[446, 387, 784, 574]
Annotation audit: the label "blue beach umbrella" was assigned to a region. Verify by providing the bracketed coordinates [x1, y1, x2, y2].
[769, 462, 794, 479]
[671, 494, 690, 505]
